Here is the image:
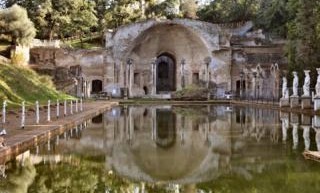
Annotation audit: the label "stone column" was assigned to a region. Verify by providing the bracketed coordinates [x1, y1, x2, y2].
[252, 72, 257, 99]
[151, 58, 157, 95]
[181, 59, 186, 89]
[85, 80, 91, 98]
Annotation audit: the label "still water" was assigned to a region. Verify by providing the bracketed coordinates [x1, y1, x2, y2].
[1, 105, 320, 193]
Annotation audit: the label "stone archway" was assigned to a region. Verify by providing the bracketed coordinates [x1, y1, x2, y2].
[156, 53, 176, 93]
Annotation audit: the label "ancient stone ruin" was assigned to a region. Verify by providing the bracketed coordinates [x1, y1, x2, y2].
[30, 19, 286, 99]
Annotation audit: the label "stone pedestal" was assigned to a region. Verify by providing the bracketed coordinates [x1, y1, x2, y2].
[314, 97, 320, 111]
[280, 98, 289, 107]
[301, 96, 312, 109]
[290, 96, 300, 108]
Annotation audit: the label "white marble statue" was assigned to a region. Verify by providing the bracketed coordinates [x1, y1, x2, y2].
[303, 70, 310, 96]
[292, 71, 299, 97]
[282, 77, 289, 99]
[315, 68, 320, 97]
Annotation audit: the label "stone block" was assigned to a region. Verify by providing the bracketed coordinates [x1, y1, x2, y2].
[290, 96, 300, 108]
[280, 98, 289, 107]
[301, 96, 312, 109]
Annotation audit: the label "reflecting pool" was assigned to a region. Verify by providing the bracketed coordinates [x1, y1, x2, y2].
[1, 105, 320, 193]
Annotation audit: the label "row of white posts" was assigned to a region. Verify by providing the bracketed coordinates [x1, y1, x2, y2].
[2, 98, 83, 129]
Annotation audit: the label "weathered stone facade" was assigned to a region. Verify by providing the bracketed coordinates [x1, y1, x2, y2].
[30, 19, 286, 99]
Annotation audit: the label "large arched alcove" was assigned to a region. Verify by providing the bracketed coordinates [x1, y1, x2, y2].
[125, 23, 212, 96]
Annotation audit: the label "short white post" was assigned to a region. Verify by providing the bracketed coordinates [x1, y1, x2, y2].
[2, 100, 7, 125]
[64, 100, 67, 116]
[80, 98, 83, 112]
[75, 99, 78, 113]
[56, 99, 60, 118]
[47, 100, 51, 122]
[35, 101, 39, 124]
[70, 100, 73, 115]
[21, 101, 25, 129]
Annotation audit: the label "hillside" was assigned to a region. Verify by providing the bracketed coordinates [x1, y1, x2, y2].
[0, 62, 72, 106]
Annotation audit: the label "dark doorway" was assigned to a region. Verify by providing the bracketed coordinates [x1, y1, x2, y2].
[156, 53, 176, 93]
[92, 80, 102, 94]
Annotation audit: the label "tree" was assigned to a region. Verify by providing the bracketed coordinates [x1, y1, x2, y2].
[197, 0, 260, 23]
[59, 0, 97, 45]
[181, 0, 198, 19]
[283, 0, 319, 85]
[255, 0, 289, 37]
[7, 0, 98, 40]
[0, 4, 36, 46]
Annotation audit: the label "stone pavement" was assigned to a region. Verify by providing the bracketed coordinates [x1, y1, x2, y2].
[0, 101, 118, 163]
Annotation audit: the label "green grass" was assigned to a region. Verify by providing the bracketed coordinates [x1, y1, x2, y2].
[0, 62, 73, 107]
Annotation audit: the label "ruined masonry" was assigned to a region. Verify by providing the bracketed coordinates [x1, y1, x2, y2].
[30, 19, 286, 99]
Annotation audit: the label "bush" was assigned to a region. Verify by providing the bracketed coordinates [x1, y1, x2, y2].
[172, 85, 209, 100]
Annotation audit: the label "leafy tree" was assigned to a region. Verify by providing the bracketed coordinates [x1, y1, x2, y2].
[7, 0, 98, 40]
[197, 0, 260, 23]
[255, 0, 289, 37]
[287, 0, 320, 86]
[0, 4, 36, 45]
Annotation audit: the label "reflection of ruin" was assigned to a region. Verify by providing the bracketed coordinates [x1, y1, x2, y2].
[5, 106, 320, 193]
[92, 105, 289, 184]
[16, 105, 317, 186]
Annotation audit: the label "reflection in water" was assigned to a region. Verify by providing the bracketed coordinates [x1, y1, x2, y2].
[1, 105, 320, 192]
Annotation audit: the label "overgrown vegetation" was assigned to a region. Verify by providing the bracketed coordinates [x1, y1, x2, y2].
[0, 62, 72, 106]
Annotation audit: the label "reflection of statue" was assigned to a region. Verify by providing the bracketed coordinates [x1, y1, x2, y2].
[315, 68, 320, 97]
[303, 70, 310, 96]
[282, 77, 289, 99]
[302, 126, 310, 151]
[292, 71, 299, 97]
[292, 124, 299, 149]
[315, 128, 320, 151]
[281, 118, 289, 141]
